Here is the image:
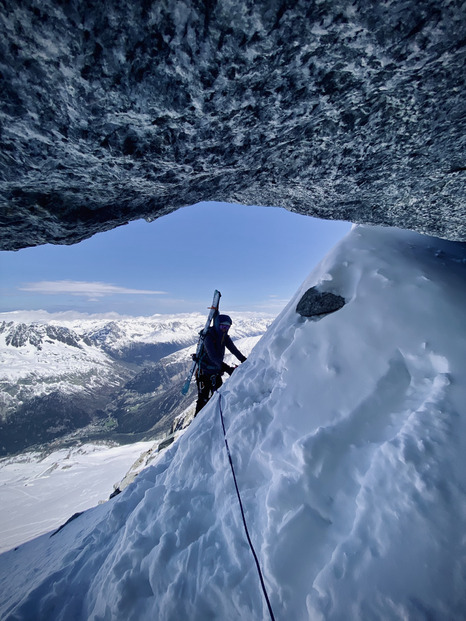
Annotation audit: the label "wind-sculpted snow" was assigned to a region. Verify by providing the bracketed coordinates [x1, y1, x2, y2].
[1, 225, 465, 620]
[0, 0, 465, 249]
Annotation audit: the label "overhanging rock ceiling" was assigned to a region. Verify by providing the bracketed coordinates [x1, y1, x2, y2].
[0, 0, 465, 250]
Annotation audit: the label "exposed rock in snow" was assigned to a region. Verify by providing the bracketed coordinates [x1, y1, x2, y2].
[296, 287, 345, 317]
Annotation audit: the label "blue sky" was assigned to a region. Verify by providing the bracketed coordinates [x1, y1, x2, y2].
[0, 202, 351, 316]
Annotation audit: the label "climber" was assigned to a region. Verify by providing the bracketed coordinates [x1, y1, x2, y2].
[195, 314, 247, 415]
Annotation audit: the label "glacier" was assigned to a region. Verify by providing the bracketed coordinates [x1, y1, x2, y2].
[0, 224, 465, 620]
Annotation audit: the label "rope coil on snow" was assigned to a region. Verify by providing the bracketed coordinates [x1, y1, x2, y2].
[217, 392, 276, 621]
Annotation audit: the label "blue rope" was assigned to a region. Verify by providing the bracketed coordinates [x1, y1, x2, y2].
[217, 392, 277, 621]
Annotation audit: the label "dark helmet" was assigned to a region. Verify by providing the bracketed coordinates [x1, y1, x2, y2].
[215, 314, 232, 330]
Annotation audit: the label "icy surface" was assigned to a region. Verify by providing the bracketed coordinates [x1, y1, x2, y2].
[0, 226, 465, 620]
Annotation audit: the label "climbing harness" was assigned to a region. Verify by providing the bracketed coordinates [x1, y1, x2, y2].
[217, 392, 277, 621]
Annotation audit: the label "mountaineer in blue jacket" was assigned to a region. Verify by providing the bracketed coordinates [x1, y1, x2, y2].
[195, 314, 247, 415]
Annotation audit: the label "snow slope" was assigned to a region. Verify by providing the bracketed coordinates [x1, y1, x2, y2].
[0, 225, 465, 620]
[0, 441, 154, 554]
[0, 335, 263, 553]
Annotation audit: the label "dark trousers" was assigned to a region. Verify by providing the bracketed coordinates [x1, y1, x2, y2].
[195, 371, 223, 415]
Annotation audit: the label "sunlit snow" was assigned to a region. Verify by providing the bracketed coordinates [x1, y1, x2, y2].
[0, 225, 465, 620]
[0, 441, 154, 554]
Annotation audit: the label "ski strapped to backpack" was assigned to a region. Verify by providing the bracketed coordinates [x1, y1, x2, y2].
[181, 289, 221, 395]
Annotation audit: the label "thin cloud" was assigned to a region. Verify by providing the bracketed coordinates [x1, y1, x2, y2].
[20, 280, 167, 301]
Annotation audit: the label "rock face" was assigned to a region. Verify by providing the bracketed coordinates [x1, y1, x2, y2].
[296, 287, 345, 317]
[1, 0, 465, 250]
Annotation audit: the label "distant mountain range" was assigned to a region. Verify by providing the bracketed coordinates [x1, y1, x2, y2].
[0, 312, 273, 456]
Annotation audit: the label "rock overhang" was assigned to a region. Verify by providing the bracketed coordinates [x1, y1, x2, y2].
[0, 0, 465, 250]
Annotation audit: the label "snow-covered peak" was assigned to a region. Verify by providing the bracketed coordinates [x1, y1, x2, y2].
[0, 226, 465, 620]
[0, 321, 87, 350]
[0, 311, 273, 353]
[0, 311, 272, 380]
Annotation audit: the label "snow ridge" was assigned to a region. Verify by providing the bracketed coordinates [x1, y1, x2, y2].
[0, 226, 465, 620]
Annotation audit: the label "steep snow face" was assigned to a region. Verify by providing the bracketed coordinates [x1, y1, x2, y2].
[0, 334, 264, 554]
[0, 226, 465, 620]
[1, 1, 465, 250]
